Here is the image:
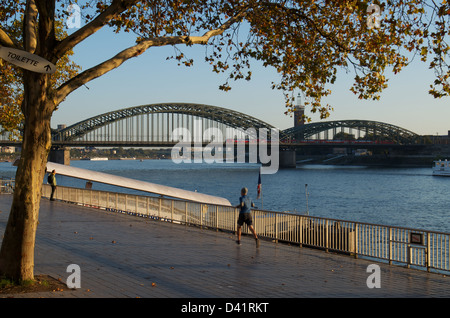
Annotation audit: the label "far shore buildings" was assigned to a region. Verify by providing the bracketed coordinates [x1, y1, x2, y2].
[427, 131, 450, 145]
[1, 146, 15, 153]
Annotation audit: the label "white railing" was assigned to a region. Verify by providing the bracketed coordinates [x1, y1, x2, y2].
[42, 184, 450, 274]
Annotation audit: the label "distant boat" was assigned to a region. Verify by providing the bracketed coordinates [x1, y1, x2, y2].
[89, 157, 109, 161]
[432, 160, 450, 177]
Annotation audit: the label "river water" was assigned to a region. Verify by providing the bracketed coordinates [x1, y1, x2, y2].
[0, 159, 448, 233]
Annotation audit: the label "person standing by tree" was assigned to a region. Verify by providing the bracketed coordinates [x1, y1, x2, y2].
[48, 169, 57, 201]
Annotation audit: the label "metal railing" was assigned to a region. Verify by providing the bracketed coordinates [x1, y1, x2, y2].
[0, 177, 15, 193]
[42, 184, 450, 275]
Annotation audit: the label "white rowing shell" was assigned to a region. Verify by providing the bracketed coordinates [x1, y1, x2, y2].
[46, 162, 232, 206]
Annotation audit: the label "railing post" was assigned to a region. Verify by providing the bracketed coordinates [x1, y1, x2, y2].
[274, 213, 278, 243]
[185, 201, 188, 226]
[171, 200, 174, 223]
[389, 227, 392, 265]
[426, 232, 431, 272]
[354, 223, 358, 259]
[325, 220, 329, 252]
[200, 204, 204, 229]
[299, 216, 303, 248]
[407, 245, 412, 268]
[215, 206, 219, 231]
[158, 197, 162, 220]
[135, 195, 138, 215]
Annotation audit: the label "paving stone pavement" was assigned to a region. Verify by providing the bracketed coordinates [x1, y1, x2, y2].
[0, 194, 448, 304]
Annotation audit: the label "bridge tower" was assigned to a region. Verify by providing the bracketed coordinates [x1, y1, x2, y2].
[280, 94, 304, 168]
[294, 93, 305, 127]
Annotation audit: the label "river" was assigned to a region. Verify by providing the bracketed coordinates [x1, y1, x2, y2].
[0, 159, 448, 233]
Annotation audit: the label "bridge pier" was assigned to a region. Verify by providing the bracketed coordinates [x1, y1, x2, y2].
[279, 149, 296, 169]
[48, 147, 70, 165]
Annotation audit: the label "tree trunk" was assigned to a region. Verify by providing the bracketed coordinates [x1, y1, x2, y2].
[0, 71, 53, 282]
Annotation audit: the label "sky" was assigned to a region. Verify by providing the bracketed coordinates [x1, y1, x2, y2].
[51, 24, 450, 137]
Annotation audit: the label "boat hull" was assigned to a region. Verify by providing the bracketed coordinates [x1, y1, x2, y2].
[432, 171, 450, 176]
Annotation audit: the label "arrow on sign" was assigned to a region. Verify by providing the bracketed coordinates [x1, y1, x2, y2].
[44, 64, 52, 72]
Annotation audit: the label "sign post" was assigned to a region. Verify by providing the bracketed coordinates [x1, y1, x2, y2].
[0, 46, 56, 74]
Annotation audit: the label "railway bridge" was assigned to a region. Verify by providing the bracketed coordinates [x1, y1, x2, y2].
[0, 103, 423, 167]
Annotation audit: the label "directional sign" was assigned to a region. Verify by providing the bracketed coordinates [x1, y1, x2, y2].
[0, 46, 56, 74]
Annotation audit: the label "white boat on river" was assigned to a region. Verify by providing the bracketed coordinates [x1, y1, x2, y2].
[432, 159, 450, 176]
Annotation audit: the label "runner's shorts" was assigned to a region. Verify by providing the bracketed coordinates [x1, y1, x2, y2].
[237, 213, 253, 226]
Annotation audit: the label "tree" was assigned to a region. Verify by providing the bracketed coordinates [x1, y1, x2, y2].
[0, 0, 448, 282]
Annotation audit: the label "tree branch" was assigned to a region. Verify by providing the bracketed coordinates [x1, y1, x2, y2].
[23, 0, 38, 53]
[54, 10, 247, 107]
[188, 9, 247, 44]
[35, 0, 57, 57]
[53, 0, 138, 60]
[0, 28, 17, 48]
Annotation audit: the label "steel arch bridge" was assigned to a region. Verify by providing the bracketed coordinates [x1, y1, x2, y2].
[282, 120, 420, 144]
[50, 103, 420, 146]
[53, 102, 278, 144]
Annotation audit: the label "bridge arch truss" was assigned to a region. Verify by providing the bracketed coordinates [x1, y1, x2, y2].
[282, 120, 420, 144]
[53, 103, 278, 144]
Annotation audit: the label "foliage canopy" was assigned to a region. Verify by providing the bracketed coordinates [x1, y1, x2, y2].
[1, 1, 449, 125]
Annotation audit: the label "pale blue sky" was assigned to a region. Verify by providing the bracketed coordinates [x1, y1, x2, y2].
[52, 26, 450, 136]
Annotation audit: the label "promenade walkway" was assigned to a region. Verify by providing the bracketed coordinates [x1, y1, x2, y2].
[0, 194, 448, 302]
